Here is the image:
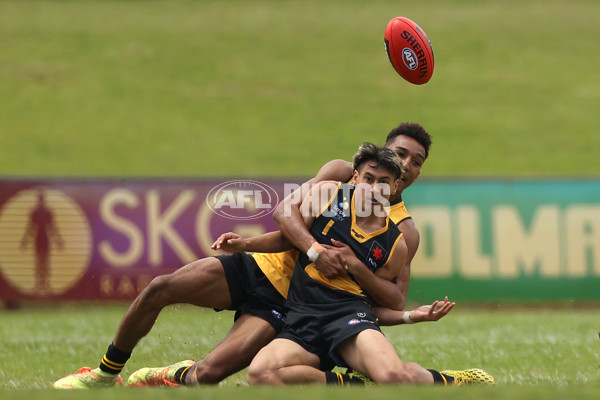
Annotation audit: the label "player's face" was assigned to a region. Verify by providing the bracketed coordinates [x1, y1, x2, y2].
[353, 163, 399, 209]
[385, 135, 426, 190]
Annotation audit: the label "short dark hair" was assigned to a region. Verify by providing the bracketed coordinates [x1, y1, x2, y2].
[353, 142, 404, 180]
[385, 122, 432, 159]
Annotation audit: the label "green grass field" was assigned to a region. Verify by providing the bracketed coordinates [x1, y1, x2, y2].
[1, 0, 599, 177]
[1, 304, 599, 399]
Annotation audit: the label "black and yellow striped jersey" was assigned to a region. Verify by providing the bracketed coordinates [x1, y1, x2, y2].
[252, 182, 410, 299]
[286, 183, 403, 308]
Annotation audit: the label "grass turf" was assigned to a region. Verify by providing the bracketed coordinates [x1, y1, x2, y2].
[0, 0, 599, 177]
[1, 304, 599, 396]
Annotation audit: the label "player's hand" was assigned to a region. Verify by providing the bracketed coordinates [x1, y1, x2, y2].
[211, 232, 247, 253]
[322, 238, 364, 274]
[314, 249, 347, 279]
[408, 296, 455, 323]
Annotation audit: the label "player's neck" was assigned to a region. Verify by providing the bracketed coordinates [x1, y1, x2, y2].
[354, 213, 386, 233]
[353, 201, 388, 233]
[390, 187, 404, 202]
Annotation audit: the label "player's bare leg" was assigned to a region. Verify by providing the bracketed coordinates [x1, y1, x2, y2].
[187, 313, 277, 384]
[54, 257, 233, 389]
[339, 330, 494, 386]
[246, 338, 323, 385]
[128, 313, 278, 387]
[113, 257, 232, 352]
[337, 329, 433, 384]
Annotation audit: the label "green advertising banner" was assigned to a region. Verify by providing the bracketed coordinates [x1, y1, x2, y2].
[404, 179, 600, 302]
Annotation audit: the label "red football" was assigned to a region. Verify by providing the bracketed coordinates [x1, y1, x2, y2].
[384, 16, 435, 85]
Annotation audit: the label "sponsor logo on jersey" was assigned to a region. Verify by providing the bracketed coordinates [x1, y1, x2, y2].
[347, 318, 376, 325]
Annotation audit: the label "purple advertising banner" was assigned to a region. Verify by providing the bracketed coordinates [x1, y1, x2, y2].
[0, 178, 302, 301]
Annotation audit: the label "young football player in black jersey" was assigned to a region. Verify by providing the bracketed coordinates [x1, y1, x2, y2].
[246, 143, 493, 386]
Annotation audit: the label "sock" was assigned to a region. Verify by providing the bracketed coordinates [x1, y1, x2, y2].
[174, 365, 193, 385]
[98, 343, 131, 375]
[428, 369, 454, 385]
[324, 371, 366, 386]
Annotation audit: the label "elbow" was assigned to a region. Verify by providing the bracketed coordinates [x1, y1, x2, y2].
[391, 300, 404, 312]
[273, 204, 284, 226]
[397, 292, 406, 311]
[376, 297, 403, 312]
[387, 292, 405, 312]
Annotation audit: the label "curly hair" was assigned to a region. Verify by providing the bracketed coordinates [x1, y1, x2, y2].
[385, 122, 432, 159]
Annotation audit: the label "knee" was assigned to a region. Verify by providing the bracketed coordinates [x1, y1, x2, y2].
[246, 364, 263, 385]
[138, 275, 176, 308]
[247, 363, 277, 386]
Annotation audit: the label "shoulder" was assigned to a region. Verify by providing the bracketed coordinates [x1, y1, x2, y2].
[305, 180, 340, 200]
[315, 180, 341, 194]
[398, 216, 417, 233]
[397, 217, 419, 258]
[302, 181, 340, 215]
[315, 159, 353, 182]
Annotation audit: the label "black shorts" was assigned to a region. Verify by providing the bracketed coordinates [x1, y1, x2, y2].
[216, 252, 287, 332]
[278, 300, 381, 369]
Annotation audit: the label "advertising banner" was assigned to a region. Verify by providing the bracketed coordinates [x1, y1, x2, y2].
[406, 179, 600, 301]
[0, 178, 299, 301]
[0, 178, 598, 302]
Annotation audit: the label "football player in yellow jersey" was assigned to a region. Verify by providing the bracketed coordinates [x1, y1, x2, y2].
[52, 123, 457, 390]
[247, 143, 493, 386]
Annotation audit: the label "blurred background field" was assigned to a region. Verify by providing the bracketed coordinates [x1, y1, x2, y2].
[0, 0, 599, 398]
[1, 0, 599, 177]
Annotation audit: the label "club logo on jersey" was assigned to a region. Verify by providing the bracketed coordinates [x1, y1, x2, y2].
[367, 240, 389, 269]
[357, 312, 366, 318]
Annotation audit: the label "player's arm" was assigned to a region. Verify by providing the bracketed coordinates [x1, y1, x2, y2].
[273, 159, 353, 227]
[215, 160, 353, 256]
[374, 218, 419, 323]
[276, 181, 339, 259]
[327, 237, 407, 311]
[273, 162, 352, 278]
[376, 297, 456, 326]
[373, 219, 456, 324]
[211, 231, 293, 253]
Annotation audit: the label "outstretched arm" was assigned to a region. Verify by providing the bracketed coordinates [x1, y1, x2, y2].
[374, 218, 419, 323]
[213, 159, 354, 256]
[375, 297, 456, 326]
[211, 231, 293, 253]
